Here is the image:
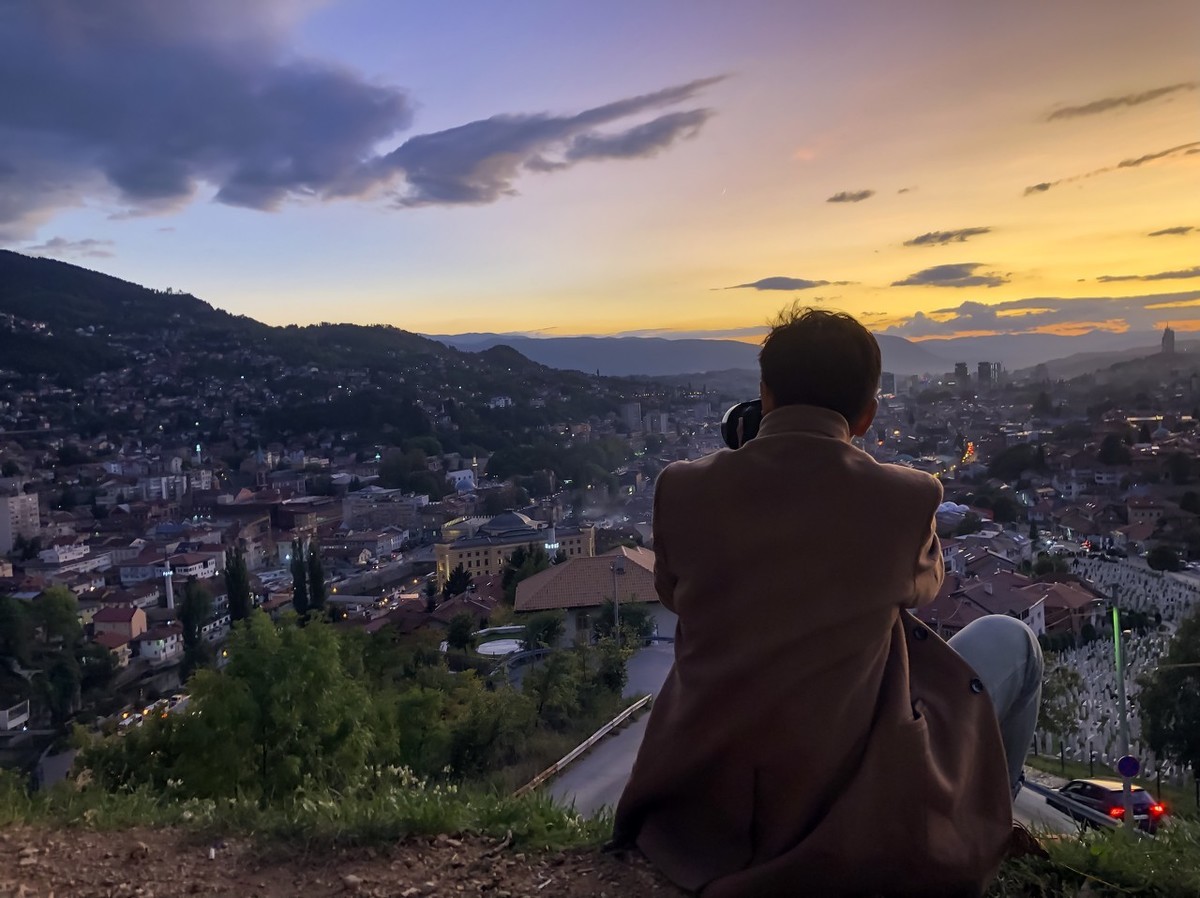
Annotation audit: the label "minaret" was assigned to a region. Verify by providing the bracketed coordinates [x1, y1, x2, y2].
[163, 568, 175, 610]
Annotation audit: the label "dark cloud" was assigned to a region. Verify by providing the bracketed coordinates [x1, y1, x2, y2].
[891, 263, 1007, 288]
[1025, 141, 1200, 196]
[1098, 267, 1200, 283]
[376, 79, 722, 207]
[826, 189, 875, 203]
[0, 2, 722, 238]
[882, 291, 1200, 337]
[1149, 226, 1195, 237]
[1046, 82, 1197, 121]
[726, 276, 831, 291]
[24, 236, 114, 258]
[904, 227, 991, 247]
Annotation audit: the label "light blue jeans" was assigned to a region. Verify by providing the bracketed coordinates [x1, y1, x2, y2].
[948, 615, 1044, 799]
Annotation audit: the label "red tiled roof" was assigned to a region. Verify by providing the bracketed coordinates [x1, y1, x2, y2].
[93, 604, 139, 623]
[515, 546, 657, 612]
[93, 631, 130, 650]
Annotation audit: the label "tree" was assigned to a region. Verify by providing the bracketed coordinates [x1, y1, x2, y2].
[33, 586, 82, 645]
[1147, 544, 1183, 572]
[290, 538, 309, 615]
[223, 546, 252, 622]
[522, 611, 565, 650]
[1139, 422, 1153, 444]
[1028, 520, 1039, 545]
[1098, 434, 1131, 466]
[307, 541, 326, 614]
[595, 636, 633, 694]
[422, 579, 438, 613]
[1139, 608, 1200, 782]
[1168, 452, 1192, 486]
[1032, 392, 1053, 418]
[35, 653, 80, 728]
[987, 444, 1040, 482]
[0, 459, 19, 477]
[1039, 660, 1084, 770]
[446, 613, 477, 652]
[444, 563, 472, 599]
[501, 545, 550, 604]
[521, 649, 582, 730]
[1182, 491, 1200, 515]
[0, 596, 33, 665]
[179, 577, 213, 681]
[991, 495, 1021, 524]
[593, 600, 656, 644]
[956, 512, 984, 536]
[1033, 553, 1068, 577]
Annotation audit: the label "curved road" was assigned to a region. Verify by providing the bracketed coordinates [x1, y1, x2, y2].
[549, 642, 1075, 834]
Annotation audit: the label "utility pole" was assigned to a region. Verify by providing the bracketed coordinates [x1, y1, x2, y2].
[611, 557, 625, 649]
[1111, 598, 1135, 831]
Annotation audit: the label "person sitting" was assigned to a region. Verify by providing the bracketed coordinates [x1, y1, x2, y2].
[613, 306, 1043, 897]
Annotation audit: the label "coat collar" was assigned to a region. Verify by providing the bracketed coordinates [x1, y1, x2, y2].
[756, 404, 851, 442]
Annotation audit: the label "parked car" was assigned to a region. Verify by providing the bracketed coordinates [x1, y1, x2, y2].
[1045, 778, 1167, 833]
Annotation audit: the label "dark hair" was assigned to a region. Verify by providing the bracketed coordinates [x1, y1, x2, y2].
[758, 305, 881, 423]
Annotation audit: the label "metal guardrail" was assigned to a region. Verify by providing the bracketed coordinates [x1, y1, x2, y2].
[1022, 779, 1149, 837]
[513, 693, 654, 797]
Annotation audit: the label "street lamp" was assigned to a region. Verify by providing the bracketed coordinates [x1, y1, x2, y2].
[611, 557, 626, 648]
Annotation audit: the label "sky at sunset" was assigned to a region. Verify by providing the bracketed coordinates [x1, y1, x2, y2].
[1, 1, 1197, 341]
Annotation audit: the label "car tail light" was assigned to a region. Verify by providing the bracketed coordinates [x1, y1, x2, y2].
[1108, 807, 1124, 819]
[1150, 803, 1166, 816]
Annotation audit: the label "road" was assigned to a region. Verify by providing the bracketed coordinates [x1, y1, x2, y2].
[547, 643, 673, 815]
[549, 642, 1075, 834]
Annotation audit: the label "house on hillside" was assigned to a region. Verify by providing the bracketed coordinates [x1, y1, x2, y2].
[514, 546, 674, 646]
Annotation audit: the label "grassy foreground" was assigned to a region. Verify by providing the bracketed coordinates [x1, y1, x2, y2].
[3, 769, 1200, 896]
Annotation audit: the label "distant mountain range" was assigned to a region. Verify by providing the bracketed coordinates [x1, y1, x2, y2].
[430, 333, 952, 377]
[430, 329, 1170, 378]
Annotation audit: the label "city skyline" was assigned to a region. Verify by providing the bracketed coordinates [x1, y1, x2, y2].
[1, 0, 1197, 340]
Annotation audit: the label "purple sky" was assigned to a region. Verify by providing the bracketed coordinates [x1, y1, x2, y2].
[3, 1, 1198, 339]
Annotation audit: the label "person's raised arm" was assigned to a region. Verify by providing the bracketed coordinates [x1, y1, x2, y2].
[651, 466, 678, 612]
[907, 477, 944, 608]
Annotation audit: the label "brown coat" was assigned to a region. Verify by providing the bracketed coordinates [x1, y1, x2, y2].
[614, 405, 1012, 897]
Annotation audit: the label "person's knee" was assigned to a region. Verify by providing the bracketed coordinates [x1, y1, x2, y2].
[972, 615, 1043, 688]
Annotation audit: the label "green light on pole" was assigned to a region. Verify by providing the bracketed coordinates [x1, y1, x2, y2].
[1112, 604, 1135, 831]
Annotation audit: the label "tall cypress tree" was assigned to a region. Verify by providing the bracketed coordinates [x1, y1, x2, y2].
[307, 540, 326, 614]
[224, 545, 252, 622]
[290, 537, 309, 616]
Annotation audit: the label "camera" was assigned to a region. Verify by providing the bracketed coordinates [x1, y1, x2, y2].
[720, 400, 762, 450]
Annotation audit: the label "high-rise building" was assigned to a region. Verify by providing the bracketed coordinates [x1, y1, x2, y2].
[977, 362, 1002, 385]
[1163, 325, 1176, 356]
[0, 493, 39, 555]
[643, 411, 670, 434]
[880, 372, 897, 395]
[619, 402, 642, 432]
[953, 362, 970, 382]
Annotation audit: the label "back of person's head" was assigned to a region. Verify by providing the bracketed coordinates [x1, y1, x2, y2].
[758, 305, 881, 424]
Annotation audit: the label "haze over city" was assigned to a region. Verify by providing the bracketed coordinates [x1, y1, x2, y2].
[1, 0, 1197, 340]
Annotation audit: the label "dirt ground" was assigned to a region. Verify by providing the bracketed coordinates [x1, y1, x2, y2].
[0, 827, 682, 898]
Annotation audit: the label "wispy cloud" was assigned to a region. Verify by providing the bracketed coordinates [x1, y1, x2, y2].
[1098, 266, 1200, 283]
[1046, 82, 1197, 121]
[376, 78, 722, 207]
[725, 276, 830, 291]
[23, 236, 115, 258]
[882, 291, 1200, 338]
[0, 2, 723, 238]
[826, 189, 874, 203]
[1148, 226, 1194, 237]
[892, 263, 1007, 288]
[903, 227, 991, 247]
[1025, 141, 1200, 196]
